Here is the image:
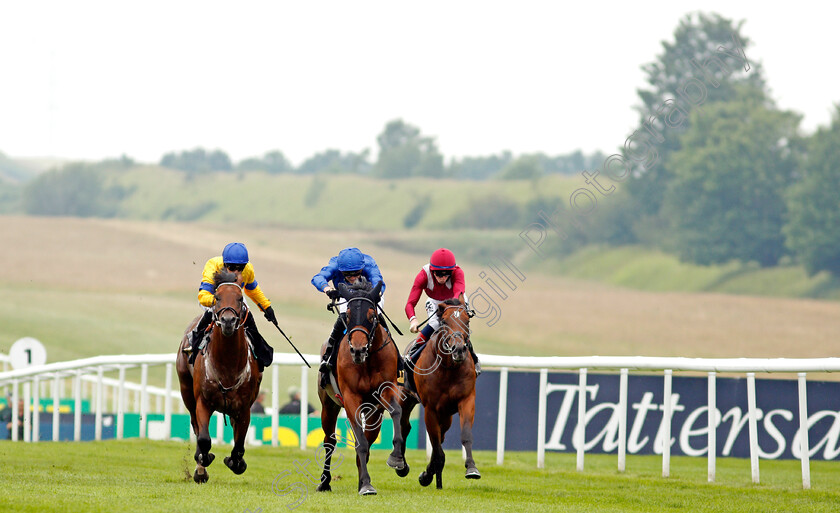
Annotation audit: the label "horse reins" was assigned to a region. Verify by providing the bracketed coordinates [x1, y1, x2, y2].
[335, 296, 397, 355]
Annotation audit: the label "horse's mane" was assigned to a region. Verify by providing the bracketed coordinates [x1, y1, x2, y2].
[213, 269, 239, 288]
[346, 277, 371, 292]
[441, 298, 461, 306]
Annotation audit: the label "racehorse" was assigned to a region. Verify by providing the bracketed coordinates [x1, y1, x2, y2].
[316, 281, 406, 496]
[176, 269, 262, 484]
[396, 296, 480, 489]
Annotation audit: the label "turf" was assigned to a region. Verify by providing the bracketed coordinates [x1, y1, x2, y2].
[0, 440, 837, 513]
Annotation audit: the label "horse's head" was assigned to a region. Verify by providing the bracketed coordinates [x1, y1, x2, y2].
[338, 281, 383, 365]
[436, 297, 472, 364]
[212, 270, 246, 337]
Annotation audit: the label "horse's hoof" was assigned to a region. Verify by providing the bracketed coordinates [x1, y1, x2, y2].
[386, 454, 405, 470]
[198, 452, 215, 467]
[358, 484, 377, 496]
[193, 468, 208, 484]
[224, 456, 247, 475]
[396, 463, 410, 478]
[466, 466, 481, 479]
[418, 471, 432, 487]
[316, 482, 332, 492]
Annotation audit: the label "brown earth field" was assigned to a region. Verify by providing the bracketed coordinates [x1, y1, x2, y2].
[1, 215, 839, 383]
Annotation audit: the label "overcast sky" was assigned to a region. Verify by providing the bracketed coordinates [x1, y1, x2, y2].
[0, 1, 837, 166]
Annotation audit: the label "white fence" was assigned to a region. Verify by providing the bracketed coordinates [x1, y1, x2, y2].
[3, 352, 839, 490]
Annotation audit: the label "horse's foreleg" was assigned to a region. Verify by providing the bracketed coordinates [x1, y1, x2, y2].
[224, 412, 249, 475]
[395, 396, 416, 478]
[384, 394, 406, 471]
[419, 408, 445, 489]
[193, 399, 215, 483]
[459, 393, 480, 479]
[317, 394, 341, 492]
[345, 398, 376, 496]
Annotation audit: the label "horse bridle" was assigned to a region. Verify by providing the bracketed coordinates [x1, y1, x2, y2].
[438, 304, 472, 353]
[212, 282, 248, 331]
[345, 296, 380, 353]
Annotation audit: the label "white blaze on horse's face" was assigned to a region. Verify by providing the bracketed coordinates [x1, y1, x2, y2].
[439, 305, 469, 363]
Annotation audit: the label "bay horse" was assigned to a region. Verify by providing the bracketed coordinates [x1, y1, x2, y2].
[396, 296, 480, 489]
[176, 269, 262, 484]
[316, 281, 406, 496]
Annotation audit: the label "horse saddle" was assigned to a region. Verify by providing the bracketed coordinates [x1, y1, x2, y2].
[321, 370, 344, 407]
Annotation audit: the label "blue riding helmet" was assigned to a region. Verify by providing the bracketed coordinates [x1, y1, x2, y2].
[222, 242, 249, 265]
[337, 247, 365, 272]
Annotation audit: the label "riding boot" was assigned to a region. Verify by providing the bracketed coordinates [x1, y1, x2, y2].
[407, 334, 428, 370]
[469, 342, 481, 376]
[244, 312, 274, 372]
[320, 315, 346, 375]
[186, 310, 213, 365]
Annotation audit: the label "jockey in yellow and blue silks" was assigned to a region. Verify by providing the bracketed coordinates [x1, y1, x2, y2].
[185, 242, 275, 371]
[311, 247, 386, 378]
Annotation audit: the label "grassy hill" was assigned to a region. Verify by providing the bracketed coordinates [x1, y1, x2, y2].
[529, 245, 840, 301]
[105, 166, 579, 230]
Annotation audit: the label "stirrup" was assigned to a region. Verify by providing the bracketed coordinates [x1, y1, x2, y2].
[319, 360, 331, 374]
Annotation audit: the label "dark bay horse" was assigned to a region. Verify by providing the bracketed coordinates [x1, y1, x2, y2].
[176, 269, 262, 484]
[316, 281, 406, 496]
[397, 296, 480, 489]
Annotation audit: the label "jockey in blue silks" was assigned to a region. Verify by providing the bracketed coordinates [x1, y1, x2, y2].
[311, 247, 386, 379]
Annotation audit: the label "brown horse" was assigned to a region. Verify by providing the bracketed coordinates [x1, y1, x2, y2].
[176, 269, 262, 484]
[397, 296, 480, 489]
[316, 281, 406, 496]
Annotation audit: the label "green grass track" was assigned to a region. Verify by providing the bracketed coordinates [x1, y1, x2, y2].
[1, 440, 839, 512]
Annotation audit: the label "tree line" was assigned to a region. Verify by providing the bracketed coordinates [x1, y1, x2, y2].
[155, 126, 605, 181]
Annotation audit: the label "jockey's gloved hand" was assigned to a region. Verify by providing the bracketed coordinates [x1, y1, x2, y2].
[326, 288, 340, 301]
[409, 318, 419, 333]
[263, 306, 277, 324]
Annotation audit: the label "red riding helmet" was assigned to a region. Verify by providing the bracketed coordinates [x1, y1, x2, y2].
[429, 248, 457, 270]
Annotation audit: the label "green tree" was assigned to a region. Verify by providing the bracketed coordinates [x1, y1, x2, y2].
[373, 119, 444, 178]
[662, 88, 799, 266]
[160, 148, 232, 174]
[447, 152, 512, 180]
[625, 12, 767, 241]
[296, 149, 370, 175]
[784, 106, 840, 276]
[237, 150, 294, 174]
[497, 155, 543, 180]
[22, 164, 122, 217]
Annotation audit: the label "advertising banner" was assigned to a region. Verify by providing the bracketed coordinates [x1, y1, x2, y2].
[427, 370, 840, 461]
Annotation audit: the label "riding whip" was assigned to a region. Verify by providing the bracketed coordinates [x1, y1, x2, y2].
[270, 320, 311, 368]
[376, 306, 404, 336]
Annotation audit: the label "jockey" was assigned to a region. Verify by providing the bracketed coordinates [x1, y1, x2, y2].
[405, 248, 480, 375]
[184, 242, 275, 371]
[311, 247, 385, 378]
